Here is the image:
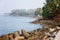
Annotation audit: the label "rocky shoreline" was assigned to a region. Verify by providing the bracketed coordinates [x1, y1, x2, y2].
[31, 19, 60, 40]
[0, 19, 60, 40]
[0, 29, 42, 40]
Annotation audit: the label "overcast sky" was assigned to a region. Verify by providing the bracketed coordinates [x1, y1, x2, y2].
[0, 0, 46, 14]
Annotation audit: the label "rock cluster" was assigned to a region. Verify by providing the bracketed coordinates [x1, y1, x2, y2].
[31, 19, 60, 40]
[0, 27, 60, 40]
[0, 29, 41, 40]
[0, 19, 60, 40]
[0, 31, 25, 40]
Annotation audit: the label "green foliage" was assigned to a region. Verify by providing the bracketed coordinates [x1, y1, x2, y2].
[42, 5, 53, 19]
[42, 0, 60, 19]
[35, 8, 43, 16]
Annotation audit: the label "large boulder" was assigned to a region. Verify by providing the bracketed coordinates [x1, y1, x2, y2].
[13, 31, 25, 40]
[21, 29, 30, 38]
[14, 31, 20, 37]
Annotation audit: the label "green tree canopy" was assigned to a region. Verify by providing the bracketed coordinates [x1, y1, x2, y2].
[42, 0, 60, 19]
[35, 8, 43, 16]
